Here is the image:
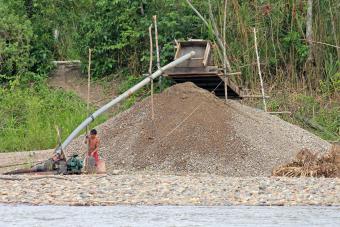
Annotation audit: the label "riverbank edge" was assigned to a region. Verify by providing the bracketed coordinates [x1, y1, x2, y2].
[0, 174, 339, 206]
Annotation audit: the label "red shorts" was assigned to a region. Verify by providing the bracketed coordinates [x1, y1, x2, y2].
[89, 151, 99, 165]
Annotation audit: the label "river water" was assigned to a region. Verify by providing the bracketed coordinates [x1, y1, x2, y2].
[0, 205, 339, 227]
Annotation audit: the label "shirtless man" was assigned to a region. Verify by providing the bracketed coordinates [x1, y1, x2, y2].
[85, 129, 100, 165]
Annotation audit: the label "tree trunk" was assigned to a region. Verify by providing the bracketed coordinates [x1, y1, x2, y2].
[306, 0, 313, 61]
[305, 0, 314, 89]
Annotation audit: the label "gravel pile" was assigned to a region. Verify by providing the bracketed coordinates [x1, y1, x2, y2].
[68, 82, 330, 176]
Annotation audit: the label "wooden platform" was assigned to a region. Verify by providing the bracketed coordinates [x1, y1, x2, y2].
[166, 73, 242, 98]
[165, 40, 243, 99]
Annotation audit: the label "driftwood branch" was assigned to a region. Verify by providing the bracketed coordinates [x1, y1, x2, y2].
[0, 162, 32, 169]
[0, 176, 22, 181]
[0, 176, 71, 181]
[28, 176, 71, 181]
[0, 176, 70, 181]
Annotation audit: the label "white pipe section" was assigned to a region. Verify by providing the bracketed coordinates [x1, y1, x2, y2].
[55, 51, 195, 154]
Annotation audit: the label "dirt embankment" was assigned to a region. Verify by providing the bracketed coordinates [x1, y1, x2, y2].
[68, 82, 330, 177]
[48, 63, 116, 107]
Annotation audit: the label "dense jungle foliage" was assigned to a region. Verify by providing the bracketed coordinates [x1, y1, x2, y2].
[0, 0, 339, 151]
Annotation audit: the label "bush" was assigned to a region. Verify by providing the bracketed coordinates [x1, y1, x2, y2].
[261, 92, 340, 142]
[0, 84, 107, 152]
[76, 0, 206, 78]
[0, 4, 33, 82]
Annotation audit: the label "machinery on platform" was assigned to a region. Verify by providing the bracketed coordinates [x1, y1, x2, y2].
[165, 39, 243, 99]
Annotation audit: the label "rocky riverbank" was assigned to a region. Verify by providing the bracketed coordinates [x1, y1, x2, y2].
[0, 172, 339, 206]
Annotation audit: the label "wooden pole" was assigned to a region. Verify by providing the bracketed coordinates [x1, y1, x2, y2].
[328, 1, 340, 59]
[149, 24, 155, 121]
[267, 111, 292, 115]
[223, 0, 228, 102]
[153, 15, 162, 91]
[55, 126, 65, 160]
[186, 0, 232, 72]
[207, 0, 232, 71]
[253, 28, 267, 112]
[306, 0, 313, 51]
[302, 39, 340, 49]
[242, 95, 270, 99]
[85, 48, 92, 168]
[86, 48, 92, 135]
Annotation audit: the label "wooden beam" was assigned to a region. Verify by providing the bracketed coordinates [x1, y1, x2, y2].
[268, 111, 292, 115]
[242, 95, 270, 99]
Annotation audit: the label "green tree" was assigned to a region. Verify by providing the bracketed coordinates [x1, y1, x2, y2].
[76, 0, 207, 78]
[0, 3, 33, 83]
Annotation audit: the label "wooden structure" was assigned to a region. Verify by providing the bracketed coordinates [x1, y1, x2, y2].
[165, 40, 243, 98]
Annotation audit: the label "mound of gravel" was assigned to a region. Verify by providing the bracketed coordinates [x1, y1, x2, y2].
[68, 82, 331, 176]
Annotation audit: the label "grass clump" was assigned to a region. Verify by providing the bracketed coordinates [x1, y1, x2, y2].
[0, 84, 107, 152]
[250, 91, 340, 142]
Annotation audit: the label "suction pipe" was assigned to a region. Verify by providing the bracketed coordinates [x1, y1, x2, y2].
[55, 51, 195, 154]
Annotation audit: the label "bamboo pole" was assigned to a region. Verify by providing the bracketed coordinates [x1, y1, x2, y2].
[328, 1, 340, 59]
[149, 24, 155, 121]
[185, 0, 209, 27]
[267, 111, 292, 115]
[301, 39, 340, 49]
[242, 95, 270, 99]
[208, 0, 232, 72]
[153, 15, 162, 91]
[253, 27, 267, 112]
[86, 48, 92, 135]
[223, 0, 228, 102]
[186, 0, 232, 72]
[306, 0, 313, 47]
[305, 0, 314, 87]
[84, 48, 92, 169]
[55, 125, 66, 160]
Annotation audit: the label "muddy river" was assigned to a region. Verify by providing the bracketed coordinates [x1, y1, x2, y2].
[0, 205, 339, 226]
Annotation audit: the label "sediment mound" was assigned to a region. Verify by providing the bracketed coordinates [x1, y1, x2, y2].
[68, 82, 330, 176]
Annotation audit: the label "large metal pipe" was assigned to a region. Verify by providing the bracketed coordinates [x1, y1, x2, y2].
[55, 51, 195, 154]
